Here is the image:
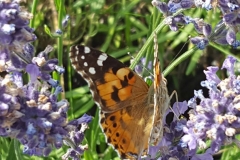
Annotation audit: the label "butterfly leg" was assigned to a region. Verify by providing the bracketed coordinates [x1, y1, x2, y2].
[168, 90, 180, 120]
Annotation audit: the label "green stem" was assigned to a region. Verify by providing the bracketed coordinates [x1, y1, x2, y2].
[30, 0, 38, 28]
[163, 46, 198, 76]
[210, 42, 240, 61]
[129, 21, 165, 69]
[54, 0, 64, 100]
[57, 1, 64, 68]
[129, 9, 184, 70]
[28, 0, 38, 82]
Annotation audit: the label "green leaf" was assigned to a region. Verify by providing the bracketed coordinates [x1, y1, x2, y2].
[6, 139, 17, 160]
[44, 25, 53, 37]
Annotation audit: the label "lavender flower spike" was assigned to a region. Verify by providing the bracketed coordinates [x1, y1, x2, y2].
[62, 114, 92, 160]
[182, 56, 240, 155]
[0, 0, 36, 63]
[0, 71, 92, 157]
[0, 1, 91, 159]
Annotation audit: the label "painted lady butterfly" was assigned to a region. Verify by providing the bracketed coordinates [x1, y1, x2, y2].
[69, 36, 169, 159]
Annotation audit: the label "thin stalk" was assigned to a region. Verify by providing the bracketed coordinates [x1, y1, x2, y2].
[163, 47, 198, 76]
[30, 0, 38, 28]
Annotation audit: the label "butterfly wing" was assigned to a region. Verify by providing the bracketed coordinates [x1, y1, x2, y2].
[99, 107, 154, 159]
[70, 45, 148, 113]
[69, 45, 153, 158]
[149, 34, 170, 146]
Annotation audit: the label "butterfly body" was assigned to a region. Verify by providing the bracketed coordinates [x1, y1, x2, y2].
[69, 45, 169, 159]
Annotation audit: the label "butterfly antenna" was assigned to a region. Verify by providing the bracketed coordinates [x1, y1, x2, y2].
[153, 31, 160, 87]
[153, 32, 158, 66]
[165, 36, 190, 70]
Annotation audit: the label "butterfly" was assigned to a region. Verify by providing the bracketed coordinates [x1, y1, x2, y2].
[69, 36, 170, 159]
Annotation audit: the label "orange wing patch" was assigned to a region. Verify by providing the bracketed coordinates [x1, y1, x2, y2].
[115, 68, 136, 85]
[97, 80, 123, 95]
[96, 67, 136, 109]
[103, 73, 119, 82]
[118, 86, 133, 101]
[100, 110, 142, 159]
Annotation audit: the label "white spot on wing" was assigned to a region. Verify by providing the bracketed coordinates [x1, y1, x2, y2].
[81, 55, 85, 59]
[84, 46, 90, 54]
[98, 54, 108, 61]
[97, 60, 103, 66]
[97, 53, 108, 66]
[75, 57, 78, 62]
[89, 67, 96, 74]
[84, 62, 88, 66]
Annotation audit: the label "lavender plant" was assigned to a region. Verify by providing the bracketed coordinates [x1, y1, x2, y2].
[152, 0, 240, 49]
[185, 56, 240, 154]
[144, 0, 240, 159]
[0, 0, 91, 159]
[149, 56, 240, 160]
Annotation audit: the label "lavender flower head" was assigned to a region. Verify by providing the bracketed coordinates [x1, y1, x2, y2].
[62, 114, 92, 160]
[151, 101, 189, 160]
[0, 50, 91, 157]
[152, 0, 240, 49]
[148, 101, 213, 159]
[0, 0, 36, 64]
[0, 1, 92, 159]
[182, 56, 240, 156]
[147, 56, 240, 159]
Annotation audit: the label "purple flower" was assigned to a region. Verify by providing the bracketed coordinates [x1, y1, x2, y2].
[62, 15, 70, 28]
[152, 0, 170, 16]
[148, 56, 240, 159]
[0, 0, 36, 64]
[194, 0, 212, 10]
[221, 55, 236, 75]
[152, 0, 240, 49]
[165, 14, 187, 31]
[0, 73, 92, 157]
[168, 0, 194, 12]
[0, 1, 89, 159]
[182, 56, 240, 157]
[62, 114, 92, 160]
[191, 148, 213, 160]
[152, 0, 188, 31]
[148, 101, 189, 159]
[158, 118, 189, 160]
[10, 45, 64, 88]
[190, 37, 209, 50]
